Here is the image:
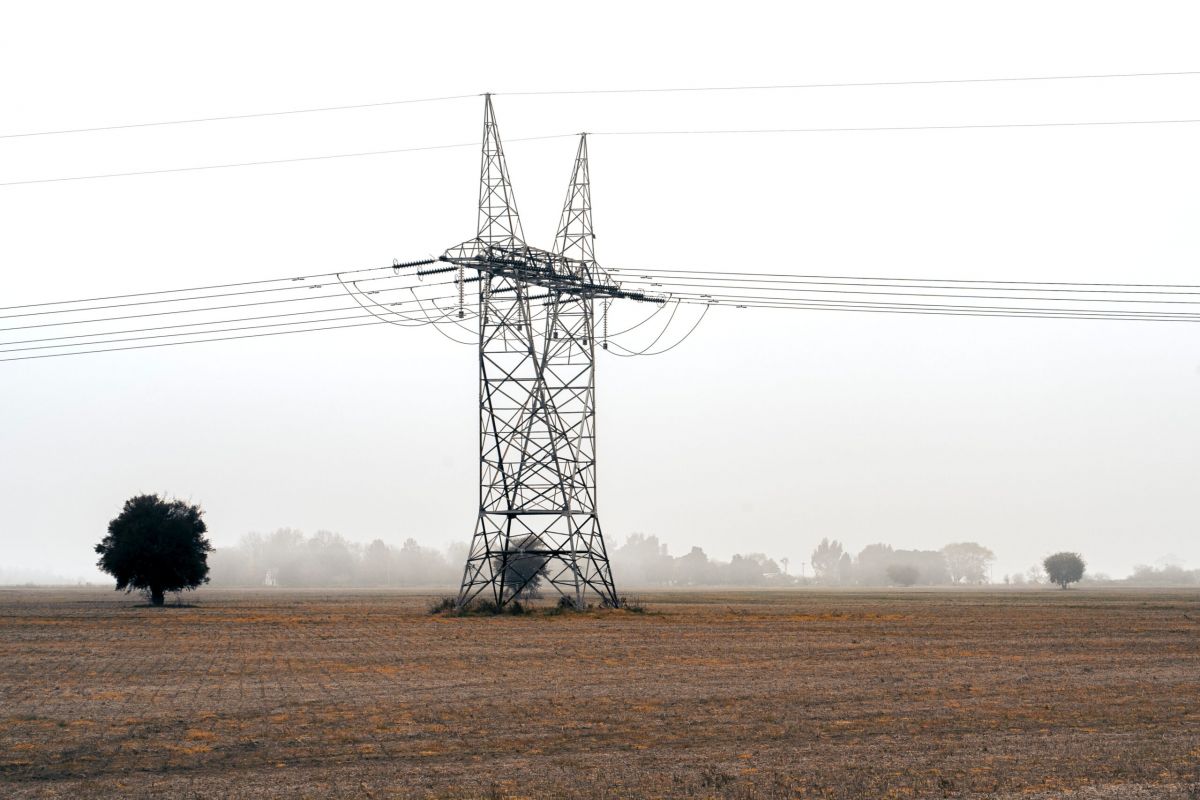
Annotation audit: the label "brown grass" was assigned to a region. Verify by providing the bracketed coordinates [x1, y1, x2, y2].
[1, 587, 1198, 798]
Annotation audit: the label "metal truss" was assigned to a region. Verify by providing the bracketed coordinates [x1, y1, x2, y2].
[442, 96, 659, 608]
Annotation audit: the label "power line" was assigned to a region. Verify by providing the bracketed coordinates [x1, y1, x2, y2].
[503, 70, 1200, 97]
[0, 262, 416, 312]
[0, 93, 477, 140]
[0, 271, 432, 320]
[0, 311, 380, 354]
[0, 277, 459, 332]
[0, 141, 471, 186]
[612, 277, 1200, 305]
[0, 318, 395, 363]
[607, 302, 710, 358]
[10, 263, 1196, 318]
[0, 289, 470, 357]
[8, 70, 1198, 140]
[6, 118, 1199, 188]
[595, 118, 1200, 137]
[0, 300, 471, 355]
[0, 136, 576, 190]
[0, 135, 576, 187]
[659, 286, 1200, 314]
[605, 266, 1200, 290]
[0, 290, 466, 349]
[10, 265, 1200, 338]
[673, 295, 1200, 322]
[677, 300, 1200, 323]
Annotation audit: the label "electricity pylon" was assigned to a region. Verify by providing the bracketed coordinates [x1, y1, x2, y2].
[440, 96, 655, 608]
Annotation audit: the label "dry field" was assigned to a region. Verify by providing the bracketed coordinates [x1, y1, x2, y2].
[1, 588, 1198, 799]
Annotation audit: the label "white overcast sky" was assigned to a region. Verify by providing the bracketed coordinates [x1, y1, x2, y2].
[2, 1, 1198, 582]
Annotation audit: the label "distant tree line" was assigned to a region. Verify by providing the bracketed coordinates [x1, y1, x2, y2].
[611, 535, 999, 587]
[1087, 563, 1200, 586]
[208, 530, 467, 587]
[199, 528, 1200, 589]
[804, 539, 996, 587]
[611, 534, 786, 587]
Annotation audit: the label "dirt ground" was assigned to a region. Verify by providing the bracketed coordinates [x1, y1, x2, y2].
[1, 588, 1198, 799]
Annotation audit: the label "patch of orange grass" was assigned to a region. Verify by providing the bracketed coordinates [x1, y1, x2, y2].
[185, 729, 217, 741]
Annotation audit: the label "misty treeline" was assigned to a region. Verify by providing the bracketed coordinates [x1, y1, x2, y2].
[208, 530, 467, 587]
[201, 529, 1200, 588]
[1118, 564, 1200, 586]
[616, 537, 993, 587]
[617, 537, 1200, 588]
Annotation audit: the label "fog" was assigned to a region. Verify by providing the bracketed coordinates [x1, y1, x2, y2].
[93, 529, 1192, 591]
[3, 3, 1199, 585]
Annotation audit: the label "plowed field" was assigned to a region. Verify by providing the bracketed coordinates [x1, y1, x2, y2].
[1, 588, 1198, 798]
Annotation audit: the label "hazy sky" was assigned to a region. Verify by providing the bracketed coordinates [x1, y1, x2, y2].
[2, 1, 1198, 583]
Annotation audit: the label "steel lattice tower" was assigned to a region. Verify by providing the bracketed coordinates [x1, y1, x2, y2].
[440, 96, 653, 608]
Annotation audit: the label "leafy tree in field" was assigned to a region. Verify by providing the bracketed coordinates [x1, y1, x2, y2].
[810, 538, 844, 584]
[95, 494, 213, 606]
[941, 542, 995, 584]
[1043, 552, 1086, 588]
[886, 563, 920, 587]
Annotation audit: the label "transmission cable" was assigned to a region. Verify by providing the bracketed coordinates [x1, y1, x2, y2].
[605, 298, 681, 355]
[612, 277, 1200, 305]
[9, 70, 1197, 140]
[337, 273, 473, 329]
[407, 289, 477, 345]
[673, 297, 1200, 323]
[660, 288, 1200, 318]
[1, 93, 477, 140]
[0, 262, 420, 313]
[605, 266, 1200, 290]
[0, 278, 459, 333]
[0, 134, 577, 187]
[604, 298, 675, 337]
[10, 262, 1198, 317]
[0, 291, 461, 348]
[609, 266, 1200, 287]
[503, 70, 1200, 97]
[593, 118, 1200, 138]
[0, 270, 438, 320]
[606, 303, 710, 358]
[0, 291, 466, 354]
[605, 269, 1200, 295]
[7, 119, 1200, 188]
[0, 318, 398, 363]
[0, 312, 382, 354]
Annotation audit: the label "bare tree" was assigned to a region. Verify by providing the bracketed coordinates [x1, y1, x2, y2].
[941, 542, 995, 584]
[810, 538, 844, 584]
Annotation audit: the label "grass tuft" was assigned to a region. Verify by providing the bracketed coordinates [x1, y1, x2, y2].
[429, 597, 527, 616]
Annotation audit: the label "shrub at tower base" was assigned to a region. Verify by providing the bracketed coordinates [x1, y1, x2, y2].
[95, 494, 213, 606]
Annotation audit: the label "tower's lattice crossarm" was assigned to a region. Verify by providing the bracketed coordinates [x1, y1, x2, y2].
[439, 241, 662, 304]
